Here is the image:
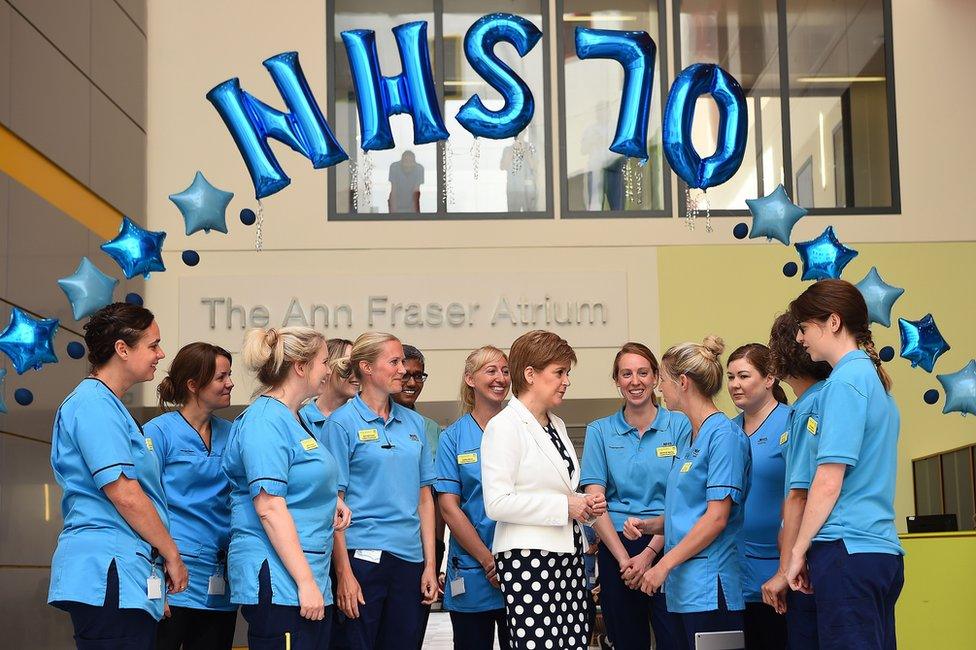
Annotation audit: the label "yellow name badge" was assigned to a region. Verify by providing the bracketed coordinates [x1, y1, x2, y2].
[301, 438, 318, 451]
[656, 445, 678, 458]
[144, 438, 154, 452]
[806, 417, 818, 435]
[457, 453, 478, 465]
[779, 431, 789, 445]
[680, 461, 693, 473]
[358, 429, 379, 442]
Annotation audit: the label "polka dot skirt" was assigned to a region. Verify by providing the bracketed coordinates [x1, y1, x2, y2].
[495, 526, 590, 650]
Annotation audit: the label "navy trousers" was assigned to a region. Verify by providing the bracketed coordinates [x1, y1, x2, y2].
[449, 609, 510, 650]
[807, 540, 903, 650]
[596, 533, 682, 650]
[55, 560, 158, 650]
[156, 605, 237, 650]
[674, 580, 744, 650]
[744, 601, 786, 649]
[241, 561, 332, 650]
[333, 551, 424, 649]
[785, 591, 818, 650]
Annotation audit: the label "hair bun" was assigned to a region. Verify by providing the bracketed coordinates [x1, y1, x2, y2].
[701, 335, 726, 359]
[265, 328, 279, 347]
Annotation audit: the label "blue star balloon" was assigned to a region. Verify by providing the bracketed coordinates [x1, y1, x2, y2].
[855, 267, 904, 327]
[745, 184, 807, 245]
[168, 171, 233, 235]
[101, 217, 167, 279]
[57, 257, 119, 320]
[937, 359, 976, 416]
[793, 226, 859, 281]
[898, 314, 950, 373]
[0, 368, 7, 414]
[0, 308, 60, 374]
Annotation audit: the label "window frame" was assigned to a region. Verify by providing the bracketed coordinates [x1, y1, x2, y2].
[325, 0, 555, 221]
[912, 443, 976, 530]
[671, 0, 901, 218]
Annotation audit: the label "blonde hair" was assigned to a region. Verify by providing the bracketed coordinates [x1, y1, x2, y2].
[333, 331, 400, 381]
[508, 330, 577, 397]
[242, 327, 325, 395]
[661, 335, 726, 398]
[459, 346, 508, 415]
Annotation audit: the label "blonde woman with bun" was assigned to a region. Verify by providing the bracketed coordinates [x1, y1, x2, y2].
[434, 346, 512, 649]
[625, 336, 751, 650]
[222, 327, 351, 650]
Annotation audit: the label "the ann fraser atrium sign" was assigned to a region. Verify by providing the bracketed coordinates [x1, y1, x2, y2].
[179, 272, 628, 351]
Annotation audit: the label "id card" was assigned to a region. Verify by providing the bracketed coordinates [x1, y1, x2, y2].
[301, 438, 318, 451]
[457, 453, 478, 464]
[679, 461, 693, 473]
[354, 549, 382, 563]
[208, 574, 226, 596]
[807, 417, 818, 435]
[450, 576, 466, 596]
[656, 445, 677, 458]
[358, 429, 379, 442]
[779, 431, 789, 445]
[147, 575, 163, 600]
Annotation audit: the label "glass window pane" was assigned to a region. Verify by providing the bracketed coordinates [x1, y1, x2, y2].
[913, 457, 942, 516]
[561, 0, 667, 214]
[941, 450, 975, 531]
[333, 0, 437, 215]
[787, 0, 894, 209]
[444, 0, 548, 213]
[677, 0, 783, 210]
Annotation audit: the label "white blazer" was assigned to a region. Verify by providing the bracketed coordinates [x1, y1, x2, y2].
[481, 396, 580, 555]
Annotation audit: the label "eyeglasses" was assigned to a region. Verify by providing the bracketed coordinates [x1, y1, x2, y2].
[402, 372, 428, 383]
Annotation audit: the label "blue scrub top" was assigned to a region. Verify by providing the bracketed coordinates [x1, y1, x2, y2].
[784, 381, 825, 493]
[434, 414, 503, 613]
[580, 406, 692, 530]
[300, 400, 330, 438]
[421, 413, 442, 461]
[807, 350, 903, 555]
[222, 396, 339, 606]
[145, 411, 235, 611]
[733, 403, 789, 603]
[664, 413, 751, 614]
[324, 394, 437, 564]
[48, 378, 169, 620]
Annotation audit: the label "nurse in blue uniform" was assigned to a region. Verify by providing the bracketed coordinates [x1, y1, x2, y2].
[147, 342, 238, 649]
[223, 327, 351, 650]
[435, 346, 512, 650]
[786, 280, 904, 650]
[761, 313, 832, 650]
[726, 343, 790, 649]
[300, 338, 356, 437]
[48, 302, 188, 649]
[633, 336, 751, 650]
[325, 331, 439, 649]
[582, 342, 688, 650]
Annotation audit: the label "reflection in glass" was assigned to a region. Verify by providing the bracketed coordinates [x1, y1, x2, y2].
[913, 457, 942, 516]
[941, 449, 975, 531]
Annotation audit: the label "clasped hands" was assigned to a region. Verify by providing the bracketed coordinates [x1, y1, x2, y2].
[568, 492, 608, 522]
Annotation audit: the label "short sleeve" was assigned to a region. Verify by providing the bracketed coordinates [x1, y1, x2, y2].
[705, 428, 749, 504]
[323, 419, 352, 492]
[419, 424, 437, 488]
[433, 430, 461, 496]
[579, 425, 608, 488]
[71, 397, 138, 489]
[239, 416, 294, 498]
[816, 381, 867, 467]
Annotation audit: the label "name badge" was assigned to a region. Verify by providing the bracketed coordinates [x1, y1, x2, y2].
[208, 574, 226, 596]
[450, 576, 466, 596]
[301, 438, 318, 451]
[358, 429, 379, 442]
[780, 431, 789, 445]
[457, 453, 478, 464]
[354, 549, 382, 563]
[656, 445, 677, 458]
[806, 417, 818, 435]
[144, 438, 154, 452]
[147, 575, 162, 600]
[680, 461, 692, 473]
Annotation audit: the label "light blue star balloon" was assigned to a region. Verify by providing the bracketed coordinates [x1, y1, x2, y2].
[168, 171, 233, 235]
[0, 308, 60, 374]
[100, 217, 167, 279]
[898, 314, 950, 373]
[57, 257, 119, 320]
[855, 267, 904, 327]
[793, 226, 859, 281]
[0, 368, 7, 414]
[745, 184, 807, 245]
[937, 359, 976, 416]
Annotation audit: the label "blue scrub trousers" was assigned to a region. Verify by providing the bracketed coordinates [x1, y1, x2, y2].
[807, 540, 903, 650]
[333, 551, 424, 649]
[785, 590, 818, 650]
[597, 533, 681, 650]
[674, 579, 744, 650]
[54, 560, 158, 650]
[241, 561, 332, 650]
[449, 609, 510, 650]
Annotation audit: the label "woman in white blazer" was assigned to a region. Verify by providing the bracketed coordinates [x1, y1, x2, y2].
[481, 330, 607, 650]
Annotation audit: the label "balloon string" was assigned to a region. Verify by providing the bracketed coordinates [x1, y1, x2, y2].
[255, 199, 264, 252]
[350, 159, 359, 213]
[471, 138, 480, 181]
[362, 151, 374, 211]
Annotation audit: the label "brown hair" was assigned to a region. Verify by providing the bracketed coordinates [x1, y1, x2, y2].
[788, 279, 891, 391]
[459, 346, 508, 414]
[509, 330, 577, 397]
[728, 343, 789, 405]
[612, 342, 660, 406]
[84, 302, 155, 371]
[157, 342, 232, 409]
[768, 313, 831, 382]
[661, 335, 726, 398]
